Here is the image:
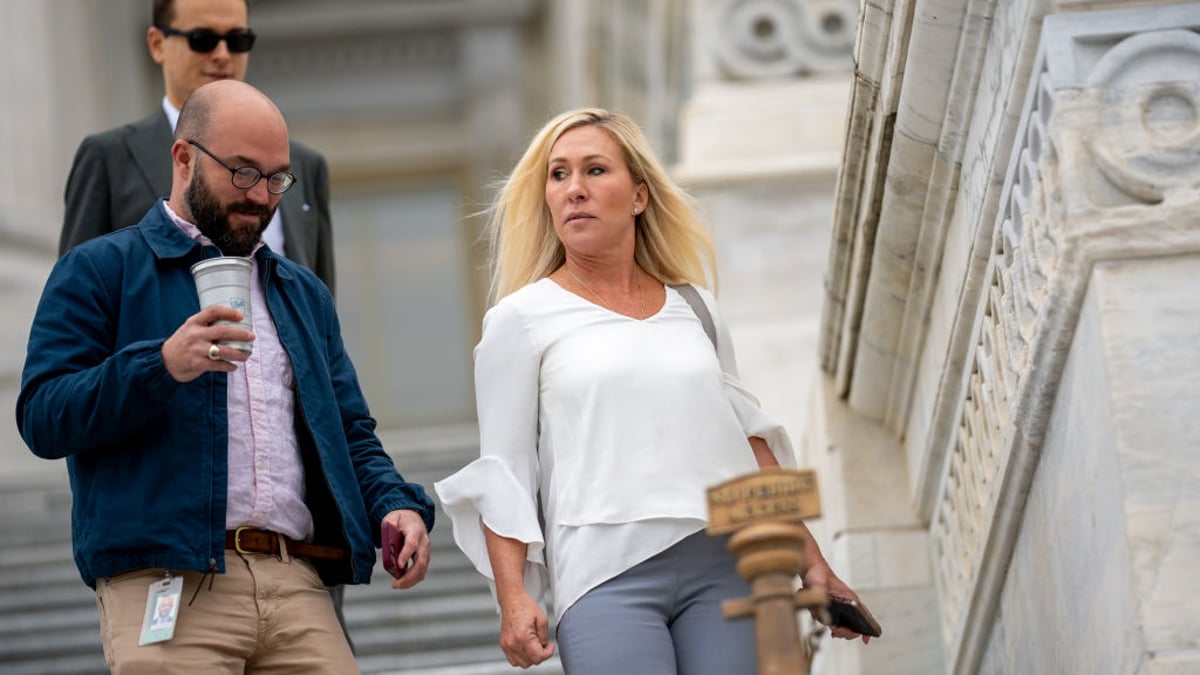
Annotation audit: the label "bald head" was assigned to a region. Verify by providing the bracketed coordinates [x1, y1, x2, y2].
[176, 79, 286, 145]
[170, 80, 290, 199]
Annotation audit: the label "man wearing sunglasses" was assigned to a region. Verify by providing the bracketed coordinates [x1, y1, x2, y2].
[60, 0, 336, 298]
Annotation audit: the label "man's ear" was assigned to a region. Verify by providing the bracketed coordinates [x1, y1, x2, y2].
[171, 139, 195, 178]
[147, 26, 167, 65]
[171, 139, 189, 162]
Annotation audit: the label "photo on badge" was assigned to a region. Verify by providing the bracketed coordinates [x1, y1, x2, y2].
[139, 574, 183, 646]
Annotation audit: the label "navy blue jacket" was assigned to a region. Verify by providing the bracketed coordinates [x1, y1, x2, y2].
[17, 203, 433, 588]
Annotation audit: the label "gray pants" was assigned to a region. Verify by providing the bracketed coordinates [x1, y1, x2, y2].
[556, 530, 757, 675]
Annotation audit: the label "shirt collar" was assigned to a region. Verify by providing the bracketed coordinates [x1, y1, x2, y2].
[163, 96, 181, 134]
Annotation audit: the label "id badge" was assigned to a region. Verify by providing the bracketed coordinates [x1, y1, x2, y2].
[138, 573, 183, 646]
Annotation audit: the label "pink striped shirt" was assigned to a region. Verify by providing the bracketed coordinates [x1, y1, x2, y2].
[165, 202, 313, 541]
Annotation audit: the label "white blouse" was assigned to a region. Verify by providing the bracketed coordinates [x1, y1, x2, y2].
[434, 279, 796, 622]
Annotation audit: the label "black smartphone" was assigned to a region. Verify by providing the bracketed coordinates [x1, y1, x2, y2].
[381, 520, 407, 579]
[826, 596, 883, 638]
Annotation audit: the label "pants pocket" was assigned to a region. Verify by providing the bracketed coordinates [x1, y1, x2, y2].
[293, 557, 326, 589]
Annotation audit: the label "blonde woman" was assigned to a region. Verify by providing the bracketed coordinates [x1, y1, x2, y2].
[435, 109, 868, 674]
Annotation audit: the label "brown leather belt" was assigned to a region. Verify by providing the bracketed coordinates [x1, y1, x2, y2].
[226, 527, 345, 561]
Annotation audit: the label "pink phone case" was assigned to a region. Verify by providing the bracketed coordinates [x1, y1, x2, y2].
[381, 521, 406, 579]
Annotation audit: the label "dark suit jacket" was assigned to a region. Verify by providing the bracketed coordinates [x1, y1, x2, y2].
[61, 110, 336, 295]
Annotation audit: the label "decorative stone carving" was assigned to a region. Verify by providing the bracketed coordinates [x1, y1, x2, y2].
[710, 0, 856, 79]
[931, 55, 1059, 644]
[1086, 30, 1200, 204]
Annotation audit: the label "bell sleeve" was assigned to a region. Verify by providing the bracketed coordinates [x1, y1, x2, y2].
[701, 288, 798, 468]
[434, 300, 549, 604]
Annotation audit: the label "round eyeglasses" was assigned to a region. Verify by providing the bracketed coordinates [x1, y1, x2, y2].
[187, 140, 296, 195]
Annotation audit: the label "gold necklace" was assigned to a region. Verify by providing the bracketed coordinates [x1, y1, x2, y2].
[566, 266, 646, 319]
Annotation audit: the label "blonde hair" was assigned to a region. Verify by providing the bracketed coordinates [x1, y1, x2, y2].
[485, 108, 717, 302]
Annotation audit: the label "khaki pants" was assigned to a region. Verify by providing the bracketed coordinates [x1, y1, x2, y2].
[96, 550, 359, 674]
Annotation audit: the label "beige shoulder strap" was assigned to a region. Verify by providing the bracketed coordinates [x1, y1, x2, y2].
[670, 284, 717, 350]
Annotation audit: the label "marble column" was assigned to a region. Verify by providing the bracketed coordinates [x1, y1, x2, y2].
[0, 0, 147, 478]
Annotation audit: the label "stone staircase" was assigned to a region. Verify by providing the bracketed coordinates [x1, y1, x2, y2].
[0, 434, 562, 674]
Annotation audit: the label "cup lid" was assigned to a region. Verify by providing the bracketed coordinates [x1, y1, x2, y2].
[190, 257, 253, 274]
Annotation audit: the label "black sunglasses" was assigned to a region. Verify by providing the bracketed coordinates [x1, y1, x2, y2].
[157, 26, 256, 54]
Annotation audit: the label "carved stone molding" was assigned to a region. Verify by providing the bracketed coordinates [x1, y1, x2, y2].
[928, 6, 1200, 674]
[708, 0, 856, 79]
[931, 55, 1058, 656]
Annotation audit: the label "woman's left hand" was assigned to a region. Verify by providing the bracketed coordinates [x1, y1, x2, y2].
[802, 562, 873, 643]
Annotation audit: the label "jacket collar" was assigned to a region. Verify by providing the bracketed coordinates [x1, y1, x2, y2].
[140, 201, 200, 261]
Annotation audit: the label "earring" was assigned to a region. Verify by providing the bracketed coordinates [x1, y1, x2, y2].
[632, 207, 640, 214]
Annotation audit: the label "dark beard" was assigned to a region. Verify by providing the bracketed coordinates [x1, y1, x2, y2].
[185, 164, 274, 257]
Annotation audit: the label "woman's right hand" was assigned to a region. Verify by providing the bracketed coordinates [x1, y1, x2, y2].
[497, 592, 555, 667]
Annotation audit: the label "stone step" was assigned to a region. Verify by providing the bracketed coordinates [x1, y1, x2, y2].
[0, 617, 103, 662]
[351, 615, 502, 655]
[0, 582, 94, 614]
[362, 649, 531, 673]
[0, 639, 565, 675]
[344, 592, 496, 626]
[0, 652, 108, 675]
[348, 561, 489, 594]
[0, 603, 100, 638]
[361, 646, 563, 674]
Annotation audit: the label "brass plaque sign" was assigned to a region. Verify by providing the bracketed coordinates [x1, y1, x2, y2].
[706, 469, 821, 535]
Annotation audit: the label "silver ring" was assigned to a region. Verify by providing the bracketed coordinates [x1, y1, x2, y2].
[207, 343, 221, 361]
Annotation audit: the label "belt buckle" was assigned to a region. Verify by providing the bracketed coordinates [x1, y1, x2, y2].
[232, 526, 255, 556]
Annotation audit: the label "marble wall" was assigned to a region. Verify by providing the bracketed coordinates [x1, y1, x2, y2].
[933, 6, 1200, 671]
[986, 254, 1200, 675]
[819, 1, 1200, 673]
